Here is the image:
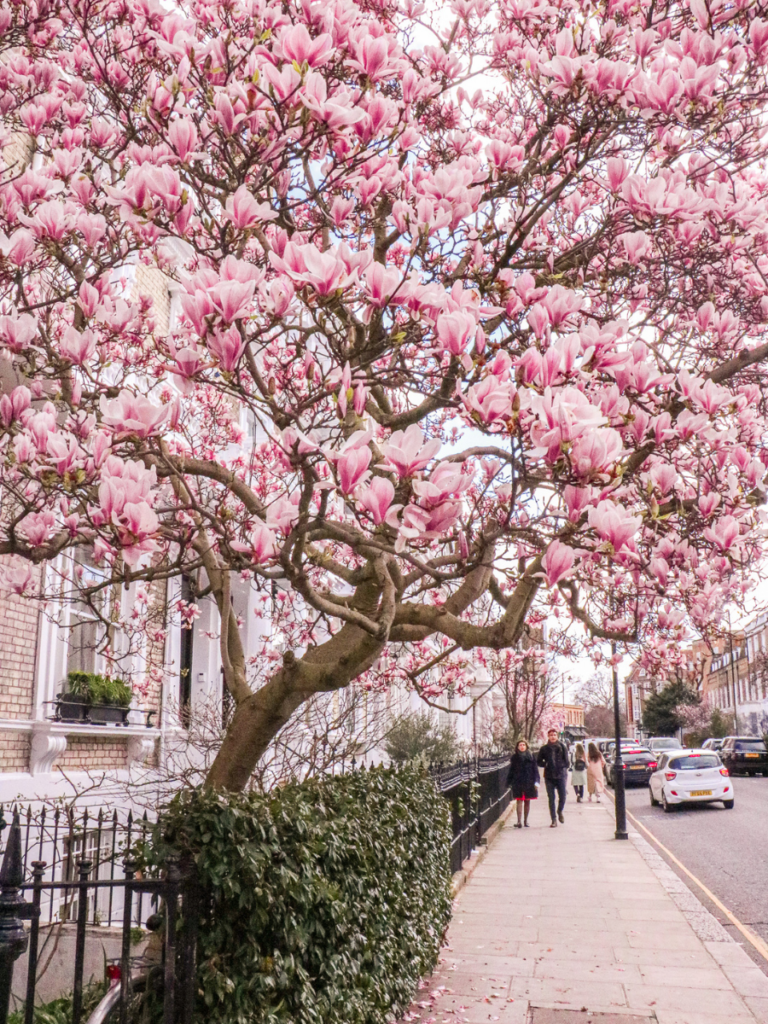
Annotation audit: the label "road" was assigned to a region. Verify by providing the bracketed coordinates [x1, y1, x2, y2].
[614, 774, 768, 972]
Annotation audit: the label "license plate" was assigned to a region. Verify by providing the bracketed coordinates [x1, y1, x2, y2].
[629, 765, 645, 770]
[689, 789, 712, 797]
[746, 753, 759, 758]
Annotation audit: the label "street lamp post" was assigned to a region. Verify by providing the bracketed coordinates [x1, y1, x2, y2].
[727, 609, 739, 731]
[611, 641, 628, 840]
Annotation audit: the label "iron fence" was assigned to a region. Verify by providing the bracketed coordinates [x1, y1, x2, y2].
[0, 810, 198, 1024]
[432, 755, 511, 874]
[9, 806, 154, 930]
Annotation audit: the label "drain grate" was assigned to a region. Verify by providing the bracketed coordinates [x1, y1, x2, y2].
[529, 1011, 655, 1024]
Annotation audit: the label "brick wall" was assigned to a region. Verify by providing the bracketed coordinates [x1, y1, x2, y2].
[0, 733, 30, 772]
[132, 264, 171, 336]
[56, 736, 128, 772]
[0, 559, 40, 721]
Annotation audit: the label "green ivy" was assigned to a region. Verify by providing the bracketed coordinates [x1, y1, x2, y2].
[152, 763, 452, 1024]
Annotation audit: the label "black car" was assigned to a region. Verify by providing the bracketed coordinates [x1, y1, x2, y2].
[719, 736, 768, 776]
[606, 747, 658, 787]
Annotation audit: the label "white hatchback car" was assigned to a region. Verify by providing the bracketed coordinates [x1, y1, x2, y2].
[649, 749, 734, 812]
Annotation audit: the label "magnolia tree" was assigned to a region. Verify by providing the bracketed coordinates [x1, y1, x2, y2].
[2, 0, 768, 790]
[485, 645, 558, 744]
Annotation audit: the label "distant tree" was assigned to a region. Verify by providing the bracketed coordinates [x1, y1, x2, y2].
[485, 646, 559, 746]
[584, 705, 625, 738]
[642, 683, 700, 737]
[577, 670, 625, 737]
[383, 711, 462, 765]
[709, 708, 736, 739]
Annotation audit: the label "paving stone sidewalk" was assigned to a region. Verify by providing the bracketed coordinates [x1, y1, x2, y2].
[401, 796, 768, 1024]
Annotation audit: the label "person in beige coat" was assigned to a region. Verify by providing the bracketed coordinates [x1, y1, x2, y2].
[587, 742, 607, 802]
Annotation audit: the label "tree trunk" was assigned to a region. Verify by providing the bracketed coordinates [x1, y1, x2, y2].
[204, 671, 307, 791]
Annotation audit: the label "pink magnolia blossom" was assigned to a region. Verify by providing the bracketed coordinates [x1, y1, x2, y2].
[0, 313, 37, 353]
[267, 492, 301, 535]
[541, 540, 576, 587]
[208, 326, 246, 371]
[463, 376, 514, 427]
[380, 424, 441, 478]
[224, 186, 277, 229]
[280, 25, 334, 67]
[17, 511, 56, 547]
[112, 502, 160, 567]
[588, 500, 642, 551]
[703, 515, 740, 553]
[100, 392, 169, 439]
[337, 445, 372, 493]
[234, 520, 277, 563]
[0, 386, 31, 427]
[619, 230, 651, 265]
[358, 476, 395, 524]
[435, 310, 476, 356]
[60, 326, 97, 365]
[209, 279, 256, 322]
[0, 557, 35, 595]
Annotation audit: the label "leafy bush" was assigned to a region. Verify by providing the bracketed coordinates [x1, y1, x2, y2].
[152, 763, 452, 1024]
[9, 980, 107, 1024]
[383, 710, 461, 764]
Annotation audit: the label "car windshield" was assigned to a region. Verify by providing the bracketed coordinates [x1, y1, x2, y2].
[652, 740, 679, 749]
[668, 754, 720, 770]
[624, 752, 653, 763]
[734, 740, 767, 751]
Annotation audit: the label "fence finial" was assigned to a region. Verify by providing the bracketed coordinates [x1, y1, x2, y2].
[0, 813, 23, 890]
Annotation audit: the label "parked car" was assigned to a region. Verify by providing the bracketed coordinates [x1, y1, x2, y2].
[647, 736, 683, 758]
[649, 750, 733, 811]
[606, 746, 658, 787]
[719, 736, 768, 776]
[701, 738, 724, 752]
[605, 738, 648, 759]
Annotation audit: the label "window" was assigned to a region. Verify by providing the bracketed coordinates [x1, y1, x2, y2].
[62, 828, 115, 924]
[668, 754, 720, 770]
[66, 548, 118, 677]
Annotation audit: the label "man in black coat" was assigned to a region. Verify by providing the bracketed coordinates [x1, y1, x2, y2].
[537, 729, 569, 827]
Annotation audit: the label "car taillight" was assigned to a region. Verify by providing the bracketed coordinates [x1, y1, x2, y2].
[720, 767, 729, 777]
[648, 762, 657, 769]
[665, 771, 677, 781]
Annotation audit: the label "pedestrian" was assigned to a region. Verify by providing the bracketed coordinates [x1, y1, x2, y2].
[536, 728, 569, 827]
[587, 741, 607, 803]
[508, 738, 540, 828]
[571, 742, 587, 802]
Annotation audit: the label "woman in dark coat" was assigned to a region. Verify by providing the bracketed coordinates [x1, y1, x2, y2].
[508, 739, 540, 828]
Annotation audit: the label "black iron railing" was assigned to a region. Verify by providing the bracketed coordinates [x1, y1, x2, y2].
[7, 805, 154, 930]
[0, 812, 198, 1024]
[432, 756, 511, 875]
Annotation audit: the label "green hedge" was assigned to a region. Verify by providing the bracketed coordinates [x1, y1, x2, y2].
[153, 763, 452, 1024]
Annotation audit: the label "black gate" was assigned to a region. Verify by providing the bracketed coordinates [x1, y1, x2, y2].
[0, 811, 198, 1024]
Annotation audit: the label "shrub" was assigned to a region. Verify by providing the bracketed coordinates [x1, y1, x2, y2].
[152, 763, 452, 1024]
[383, 710, 462, 764]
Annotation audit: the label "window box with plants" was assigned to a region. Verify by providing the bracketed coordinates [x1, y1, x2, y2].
[55, 672, 133, 725]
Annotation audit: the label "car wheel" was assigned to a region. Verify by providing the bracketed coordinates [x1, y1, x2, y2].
[662, 791, 674, 813]
[723, 799, 735, 809]
[649, 787, 659, 807]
